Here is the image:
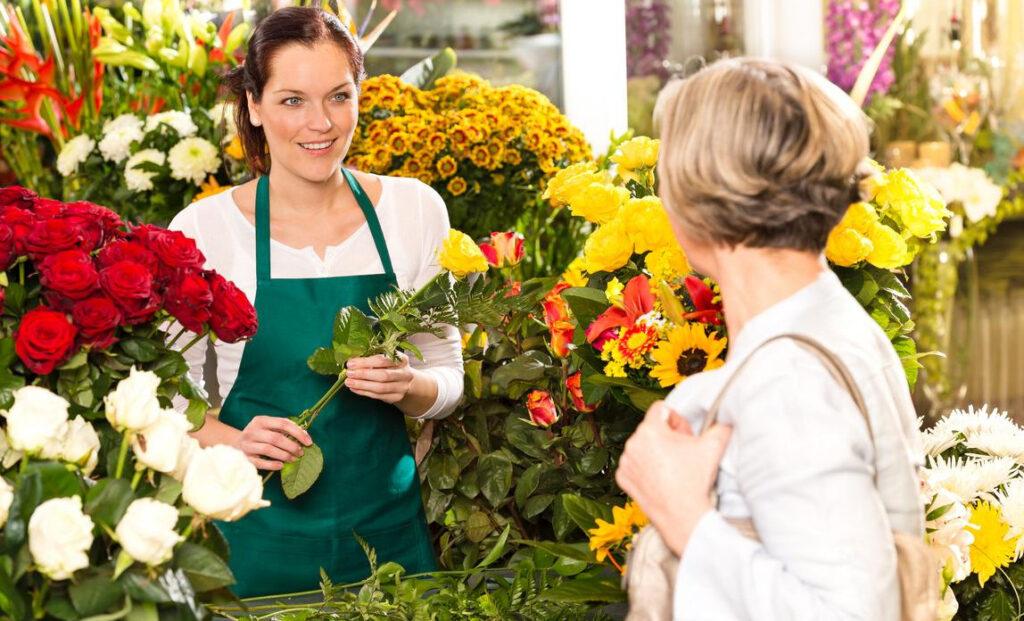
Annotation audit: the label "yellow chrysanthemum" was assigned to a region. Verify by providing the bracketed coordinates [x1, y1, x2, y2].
[622, 196, 675, 253]
[438, 229, 488, 278]
[504, 148, 522, 166]
[967, 501, 1019, 587]
[612, 136, 659, 172]
[583, 218, 633, 274]
[865, 222, 909, 269]
[568, 183, 630, 225]
[605, 277, 625, 309]
[446, 176, 468, 197]
[825, 226, 873, 267]
[616, 322, 660, 366]
[470, 145, 492, 169]
[561, 257, 589, 288]
[645, 245, 690, 285]
[436, 155, 458, 179]
[387, 132, 411, 155]
[650, 323, 727, 388]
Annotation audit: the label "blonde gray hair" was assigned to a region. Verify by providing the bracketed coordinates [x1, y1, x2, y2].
[655, 58, 871, 251]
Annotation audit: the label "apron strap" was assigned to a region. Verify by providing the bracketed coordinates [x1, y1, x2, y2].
[255, 174, 272, 283]
[343, 168, 396, 278]
[253, 171, 397, 282]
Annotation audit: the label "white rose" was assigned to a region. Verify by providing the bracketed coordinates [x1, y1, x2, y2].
[169, 435, 200, 481]
[28, 496, 94, 580]
[61, 416, 101, 475]
[0, 477, 13, 526]
[132, 408, 191, 473]
[115, 498, 183, 566]
[183, 445, 269, 521]
[56, 134, 95, 176]
[2, 386, 70, 455]
[124, 148, 167, 193]
[105, 367, 162, 432]
[168, 137, 221, 185]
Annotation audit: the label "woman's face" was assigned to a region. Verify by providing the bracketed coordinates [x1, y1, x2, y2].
[247, 40, 358, 183]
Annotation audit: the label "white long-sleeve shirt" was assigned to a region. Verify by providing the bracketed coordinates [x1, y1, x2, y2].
[665, 268, 924, 620]
[168, 174, 464, 420]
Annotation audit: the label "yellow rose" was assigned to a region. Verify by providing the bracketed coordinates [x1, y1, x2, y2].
[583, 218, 633, 274]
[568, 183, 630, 224]
[543, 162, 607, 207]
[873, 169, 950, 239]
[840, 201, 879, 233]
[622, 196, 675, 253]
[438, 229, 489, 278]
[825, 225, 873, 266]
[561, 257, 589, 287]
[644, 244, 690, 283]
[865, 222, 909, 269]
[611, 136, 659, 171]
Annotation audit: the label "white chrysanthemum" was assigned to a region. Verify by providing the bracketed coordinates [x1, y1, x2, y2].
[996, 479, 1024, 560]
[168, 138, 221, 185]
[99, 116, 145, 163]
[145, 111, 198, 137]
[924, 405, 1024, 458]
[208, 102, 237, 139]
[56, 134, 96, 176]
[923, 484, 973, 582]
[925, 455, 1018, 504]
[124, 149, 167, 193]
[921, 424, 960, 458]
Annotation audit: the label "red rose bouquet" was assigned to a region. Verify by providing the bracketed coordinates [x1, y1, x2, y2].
[0, 184, 256, 423]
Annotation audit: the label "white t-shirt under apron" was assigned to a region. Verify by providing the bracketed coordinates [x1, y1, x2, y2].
[168, 174, 464, 420]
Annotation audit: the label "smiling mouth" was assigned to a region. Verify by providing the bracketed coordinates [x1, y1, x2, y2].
[299, 138, 336, 152]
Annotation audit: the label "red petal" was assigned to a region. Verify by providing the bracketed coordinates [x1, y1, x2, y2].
[585, 306, 628, 343]
[622, 275, 654, 322]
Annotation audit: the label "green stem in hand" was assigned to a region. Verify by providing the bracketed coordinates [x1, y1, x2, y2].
[114, 431, 131, 479]
[167, 325, 188, 348]
[301, 371, 347, 430]
[396, 271, 447, 314]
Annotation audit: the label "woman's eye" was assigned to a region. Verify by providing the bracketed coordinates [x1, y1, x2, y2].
[333, 92, 350, 102]
[283, 97, 302, 106]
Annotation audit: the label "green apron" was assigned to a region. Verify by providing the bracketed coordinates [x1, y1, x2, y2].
[217, 169, 437, 598]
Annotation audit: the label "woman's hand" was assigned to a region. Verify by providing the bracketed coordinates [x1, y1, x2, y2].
[615, 401, 732, 557]
[234, 415, 313, 471]
[345, 354, 439, 417]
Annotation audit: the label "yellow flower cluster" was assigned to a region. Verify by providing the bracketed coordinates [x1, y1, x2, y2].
[588, 501, 649, 568]
[347, 73, 590, 201]
[826, 165, 951, 269]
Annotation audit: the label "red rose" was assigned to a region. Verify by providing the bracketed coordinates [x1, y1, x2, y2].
[97, 240, 159, 275]
[25, 218, 82, 258]
[72, 297, 122, 349]
[0, 185, 36, 209]
[39, 250, 100, 301]
[146, 228, 206, 271]
[31, 198, 65, 218]
[14, 307, 78, 375]
[165, 272, 213, 332]
[0, 223, 14, 270]
[0, 205, 35, 254]
[525, 390, 560, 428]
[62, 201, 123, 251]
[566, 372, 597, 413]
[99, 260, 161, 324]
[207, 272, 257, 342]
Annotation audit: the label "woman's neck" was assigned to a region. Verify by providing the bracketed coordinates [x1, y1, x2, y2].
[265, 165, 349, 217]
[712, 247, 826, 340]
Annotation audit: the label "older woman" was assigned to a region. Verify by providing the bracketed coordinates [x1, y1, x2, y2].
[615, 58, 924, 619]
[170, 7, 462, 597]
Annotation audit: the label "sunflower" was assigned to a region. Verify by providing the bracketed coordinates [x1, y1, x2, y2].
[436, 155, 458, 179]
[650, 323, 727, 387]
[447, 176, 468, 196]
[470, 145, 492, 168]
[387, 132, 411, 155]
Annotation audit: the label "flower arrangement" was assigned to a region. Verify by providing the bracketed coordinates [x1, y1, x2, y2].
[625, 0, 671, 80]
[920, 406, 1024, 620]
[346, 72, 591, 271]
[826, 0, 901, 101]
[56, 105, 245, 224]
[912, 164, 1004, 252]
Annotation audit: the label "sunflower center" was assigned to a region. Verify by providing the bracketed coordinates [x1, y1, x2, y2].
[677, 348, 708, 377]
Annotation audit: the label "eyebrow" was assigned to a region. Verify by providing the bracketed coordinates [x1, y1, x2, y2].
[273, 82, 354, 95]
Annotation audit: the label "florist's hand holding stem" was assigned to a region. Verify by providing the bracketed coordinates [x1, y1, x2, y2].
[345, 353, 439, 418]
[615, 401, 732, 557]
[234, 415, 313, 471]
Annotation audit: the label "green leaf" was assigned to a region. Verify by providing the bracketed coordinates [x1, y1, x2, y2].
[400, 47, 457, 89]
[333, 306, 374, 353]
[427, 454, 460, 491]
[514, 540, 594, 563]
[60, 350, 89, 370]
[185, 398, 207, 431]
[561, 287, 610, 330]
[0, 367, 25, 410]
[124, 601, 157, 621]
[892, 335, 920, 388]
[118, 572, 171, 604]
[977, 588, 1015, 621]
[70, 576, 124, 616]
[514, 464, 543, 509]
[476, 524, 511, 568]
[478, 453, 513, 508]
[539, 575, 627, 603]
[44, 596, 77, 621]
[119, 339, 160, 363]
[280, 443, 324, 500]
[0, 562, 26, 620]
[84, 478, 134, 528]
[154, 477, 182, 505]
[490, 351, 552, 391]
[464, 359, 484, 400]
[584, 375, 666, 411]
[523, 494, 555, 519]
[149, 351, 187, 379]
[174, 542, 236, 592]
[553, 555, 589, 577]
[465, 511, 493, 543]
[579, 448, 609, 476]
[561, 494, 613, 534]
[307, 347, 342, 376]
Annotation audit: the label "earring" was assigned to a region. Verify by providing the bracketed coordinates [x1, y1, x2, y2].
[252, 119, 262, 127]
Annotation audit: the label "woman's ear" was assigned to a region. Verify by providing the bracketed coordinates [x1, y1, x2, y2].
[246, 91, 262, 127]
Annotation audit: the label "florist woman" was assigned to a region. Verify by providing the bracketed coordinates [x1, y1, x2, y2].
[170, 8, 463, 596]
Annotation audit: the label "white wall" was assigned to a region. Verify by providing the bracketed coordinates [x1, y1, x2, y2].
[744, 0, 826, 71]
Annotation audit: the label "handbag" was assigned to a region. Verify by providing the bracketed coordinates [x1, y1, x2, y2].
[622, 333, 937, 621]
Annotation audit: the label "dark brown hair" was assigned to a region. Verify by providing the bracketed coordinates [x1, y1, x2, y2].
[224, 6, 366, 174]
